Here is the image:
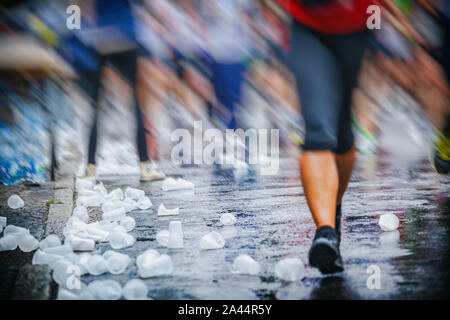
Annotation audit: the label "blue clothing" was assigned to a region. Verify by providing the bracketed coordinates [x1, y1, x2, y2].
[96, 0, 136, 42]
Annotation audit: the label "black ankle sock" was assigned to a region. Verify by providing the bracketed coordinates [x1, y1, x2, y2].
[336, 205, 342, 242]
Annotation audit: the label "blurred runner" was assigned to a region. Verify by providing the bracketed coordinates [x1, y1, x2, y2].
[80, 0, 165, 181]
[279, 0, 374, 274]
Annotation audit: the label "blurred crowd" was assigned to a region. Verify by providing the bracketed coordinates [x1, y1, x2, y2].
[0, 0, 449, 184]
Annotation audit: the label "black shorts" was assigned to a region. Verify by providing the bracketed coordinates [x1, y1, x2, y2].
[287, 21, 369, 154]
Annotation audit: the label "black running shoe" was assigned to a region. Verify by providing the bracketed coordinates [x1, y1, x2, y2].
[309, 226, 344, 274]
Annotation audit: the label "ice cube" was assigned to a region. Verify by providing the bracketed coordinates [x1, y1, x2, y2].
[72, 206, 89, 223]
[64, 252, 89, 275]
[157, 203, 179, 216]
[52, 259, 75, 285]
[136, 249, 160, 266]
[104, 251, 131, 274]
[220, 213, 236, 226]
[76, 194, 103, 207]
[156, 229, 169, 247]
[7, 194, 24, 209]
[0, 234, 18, 251]
[44, 243, 73, 256]
[161, 177, 195, 191]
[3, 225, 29, 237]
[87, 280, 122, 300]
[85, 254, 108, 275]
[32, 249, 64, 268]
[123, 279, 148, 300]
[137, 253, 173, 278]
[124, 187, 145, 200]
[122, 198, 139, 212]
[274, 258, 305, 281]
[107, 188, 124, 200]
[93, 182, 108, 196]
[77, 189, 97, 197]
[40, 234, 61, 250]
[137, 196, 152, 210]
[102, 207, 126, 222]
[168, 221, 184, 249]
[379, 230, 400, 245]
[232, 254, 260, 275]
[75, 178, 94, 191]
[17, 233, 39, 252]
[92, 220, 119, 233]
[119, 216, 136, 232]
[0, 216, 6, 229]
[57, 288, 80, 300]
[378, 213, 399, 231]
[199, 231, 225, 250]
[108, 229, 135, 249]
[66, 234, 95, 251]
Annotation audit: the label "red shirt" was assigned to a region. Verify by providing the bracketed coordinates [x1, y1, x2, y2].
[278, 0, 375, 34]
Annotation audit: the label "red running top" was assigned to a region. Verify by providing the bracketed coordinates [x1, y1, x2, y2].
[277, 0, 376, 34]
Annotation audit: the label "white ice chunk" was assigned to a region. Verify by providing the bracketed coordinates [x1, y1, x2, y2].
[107, 188, 124, 201]
[168, 221, 184, 249]
[93, 182, 108, 196]
[156, 230, 169, 247]
[199, 231, 225, 250]
[32, 249, 64, 268]
[75, 178, 94, 191]
[161, 177, 195, 191]
[66, 234, 95, 251]
[119, 216, 136, 232]
[124, 187, 145, 200]
[122, 198, 139, 212]
[64, 252, 89, 275]
[274, 258, 305, 281]
[40, 234, 61, 250]
[378, 213, 399, 231]
[85, 254, 108, 275]
[102, 207, 126, 222]
[77, 189, 97, 197]
[3, 225, 28, 237]
[157, 203, 179, 216]
[72, 206, 89, 223]
[137, 253, 173, 278]
[52, 259, 75, 285]
[8, 194, 24, 209]
[104, 251, 131, 274]
[76, 194, 103, 207]
[0, 216, 6, 228]
[123, 279, 148, 300]
[232, 254, 260, 275]
[0, 234, 18, 251]
[57, 288, 80, 300]
[136, 249, 160, 267]
[17, 233, 39, 252]
[107, 229, 135, 249]
[137, 196, 152, 210]
[220, 213, 236, 226]
[87, 280, 122, 300]
[43, 243, 73, 256]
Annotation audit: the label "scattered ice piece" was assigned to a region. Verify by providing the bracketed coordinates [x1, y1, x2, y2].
[73, 206, 89, 223]
[378, 213, 399, 231]
[76, 194, 103, 207]
[0, 216, 6, 229]
[64, 252, 89, 275]
[17, 233, 39, 252]
[108, 229, 135, 249]
[199, 231, 225, 250]
[85, 254, 108, 275]
[88, 280, 122, 300]
[122, 198, 139, 212]
[77, 189, 97, 197]
[57, 288, 80, 300]
[137, 253, 173, 278]
[0, 235, 18, 251]
[220, 213, 236, 226]
[92, 220, 119, 233]
[8, 195, 24, 209]
[156, 230, 169, 247]
[75, 178, 94, 191]
[232, 255, 260, 275]
[32, 249, 63, 268]
[137, 197, 152, 210]
[136, 249, 160, 266]
[104, 251, 131, 274]
[52, 259, 75, 285]
[380, 230, 400, 245]
[40, 234, 61, 250]
[107, 188, 124, 200]
[102, 207, 126, 222]
[3, 225, 28, 237]
[157, 203, 179, 216]
[44, 243, 73, 256]
[161, 177, 195, 191]
[274, 258, 305, 281]
[123, 279, 148, 300]
[119, 216, 136, 232]
[94, 182, 108, 196]
[168, 221, 184, 249]
[125, 187, 145, 200]
[66, 234, 95, 251]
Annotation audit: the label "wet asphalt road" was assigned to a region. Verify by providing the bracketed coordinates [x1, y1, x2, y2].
[82, 153, 450, 300]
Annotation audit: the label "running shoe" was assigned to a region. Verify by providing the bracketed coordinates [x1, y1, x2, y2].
[140, 161, 166, 181]
[309, 226, 344, 274]
[431, 132, 450, 175]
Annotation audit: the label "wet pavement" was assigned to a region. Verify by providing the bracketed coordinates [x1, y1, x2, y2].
[82, 154, 450, 300]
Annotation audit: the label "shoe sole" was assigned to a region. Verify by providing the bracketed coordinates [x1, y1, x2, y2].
[309, 240, 344, 274]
